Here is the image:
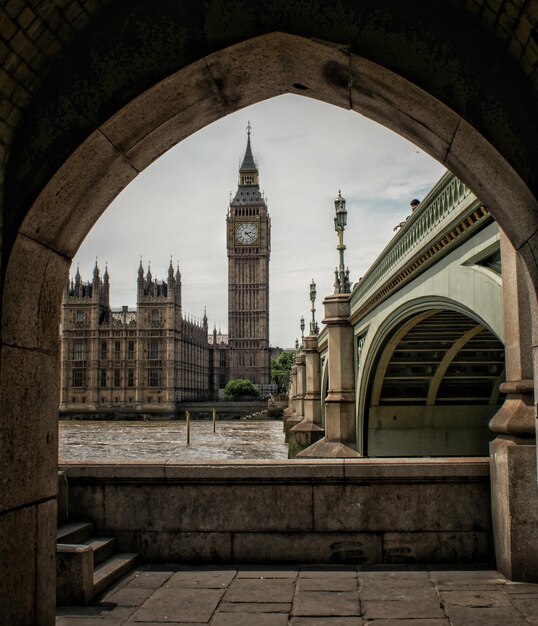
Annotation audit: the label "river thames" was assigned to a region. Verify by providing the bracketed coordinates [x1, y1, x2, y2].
[59, 420, 289, 462]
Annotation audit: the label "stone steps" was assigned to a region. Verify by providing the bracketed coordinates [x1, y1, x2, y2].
[93, 553, 138, 597]
[84, 536, 117, 566]
[57, 521, 138, 605]
[57, 521, 94, 544]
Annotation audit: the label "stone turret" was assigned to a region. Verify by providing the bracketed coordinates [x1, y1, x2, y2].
[74, 264, 82, 297]
[175, 264, 182, 312]
[137, 258, 144, 298]
[92, 259, 100, 289]
[102, 265, 110, 303]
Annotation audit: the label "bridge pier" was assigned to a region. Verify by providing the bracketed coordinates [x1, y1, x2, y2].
[299, 294, 359, 458]
[489, 232, 538, 581]
[290, 335, 325, 453]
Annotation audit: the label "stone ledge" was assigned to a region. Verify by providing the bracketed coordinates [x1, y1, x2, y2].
[59, 458, 489, 484]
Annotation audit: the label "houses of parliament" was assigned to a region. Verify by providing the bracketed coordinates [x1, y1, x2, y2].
[59, 127, 272, 417]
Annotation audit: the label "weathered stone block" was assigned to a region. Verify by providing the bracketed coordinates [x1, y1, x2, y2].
[382, 531, 492, 564]
[232, 532, 382, 564]
[57, 471, 69, 525]
[350, 54, 459, 168]
[292, 589, 360, 617]
[19, 130, 138, 258]
[213, 613, 289, 626]
[364, 597, 446, 620]
[56, 543, 94, 605]
[0, 344, 57, 511]
[68, 483, 105, 528]
[1, 235, 69, 351]
[162, 460, 344, 481]
[115, 531, 232, 562]
[358, 571, 433, 600]
[490, 438, 538, 581]
[37, 499, 57, 623]
[445, 605, 528, 625]
[0, 506, 38, 625]
[129, 586, 225, 622]
[104, 484, 313, 532]
[313, 483, 491, 532]
[166, 567, 236, 588]
[445, 118, 538, 251]
[204, 33, 350, 118]
[224, 578, 295, 603]
[100, 58, 225, 171]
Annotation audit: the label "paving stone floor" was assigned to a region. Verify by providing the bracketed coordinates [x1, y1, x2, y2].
[56, 565, 538, 625]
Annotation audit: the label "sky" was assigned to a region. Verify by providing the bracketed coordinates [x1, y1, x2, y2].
[73, 94, 446, 347]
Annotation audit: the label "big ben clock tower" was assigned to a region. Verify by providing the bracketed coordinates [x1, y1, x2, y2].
[227, 123, 271, 386]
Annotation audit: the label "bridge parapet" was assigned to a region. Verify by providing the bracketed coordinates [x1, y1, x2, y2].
[351, 171, 491, 323]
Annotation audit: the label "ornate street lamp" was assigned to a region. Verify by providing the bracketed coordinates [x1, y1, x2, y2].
[300, 316, 305, 349]
[333, 190, 351, 294]
[295, 338, 299, 351]
[309, 279, 319, 335]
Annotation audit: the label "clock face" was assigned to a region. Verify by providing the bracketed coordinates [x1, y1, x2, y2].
[236, 222, 258, 244]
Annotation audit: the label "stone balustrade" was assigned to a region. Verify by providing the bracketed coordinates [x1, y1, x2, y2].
[351, 172, 490, 322]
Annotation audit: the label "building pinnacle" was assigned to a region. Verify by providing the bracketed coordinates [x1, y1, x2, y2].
[240, 121, 256, 171]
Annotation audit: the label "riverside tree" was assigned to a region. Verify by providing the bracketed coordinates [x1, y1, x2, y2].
[271, 351, 296, 394]
[224, 379, 260, 400]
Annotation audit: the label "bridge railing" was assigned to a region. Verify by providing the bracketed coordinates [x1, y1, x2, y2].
[350, 171, 485, 320]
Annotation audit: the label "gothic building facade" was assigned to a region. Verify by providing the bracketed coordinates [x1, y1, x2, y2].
[60, 126, 272, 417]
[59, 260, 228, 417]
[227, 125, 271, 386]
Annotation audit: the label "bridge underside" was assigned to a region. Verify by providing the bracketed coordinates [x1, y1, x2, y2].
[366, 309, 505, 457]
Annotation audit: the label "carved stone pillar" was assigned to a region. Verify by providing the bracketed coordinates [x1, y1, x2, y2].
[489, 231, 538, 581]
[299, 293, 359, 457]
[285, 357, 304, 431]
[283, 364, 297, 420]
[290, 334, 324, 447]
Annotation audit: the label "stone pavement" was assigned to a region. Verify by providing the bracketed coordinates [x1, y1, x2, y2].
[56, 565, 538, 625]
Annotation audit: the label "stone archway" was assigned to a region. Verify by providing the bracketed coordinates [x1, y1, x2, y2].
[1, 7, 538, 622]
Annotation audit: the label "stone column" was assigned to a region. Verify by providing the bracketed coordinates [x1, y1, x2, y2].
[285, 354, 305, 432]
[299, 293, 359, 457]
[290, 334, 324, 445]
[489, 231, 538, 581]
[283, 363, 297, 421]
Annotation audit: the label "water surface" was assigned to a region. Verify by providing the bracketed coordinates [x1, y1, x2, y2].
[59, 420, 288, 462]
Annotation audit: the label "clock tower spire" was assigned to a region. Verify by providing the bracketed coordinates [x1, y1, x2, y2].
[227, 123, 271, 388]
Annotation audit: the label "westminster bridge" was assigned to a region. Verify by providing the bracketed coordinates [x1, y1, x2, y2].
[286, 169, 537, 582]
[287, 171, 505, 458]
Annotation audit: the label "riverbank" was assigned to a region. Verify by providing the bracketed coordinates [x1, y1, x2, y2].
[59, 400, 271, 421]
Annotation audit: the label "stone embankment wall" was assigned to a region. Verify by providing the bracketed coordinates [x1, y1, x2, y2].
[60, 459, 492, 565]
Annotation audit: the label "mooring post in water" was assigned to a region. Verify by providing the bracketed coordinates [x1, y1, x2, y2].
[212, 408, 217, 433]
[186, 410, 190, 445]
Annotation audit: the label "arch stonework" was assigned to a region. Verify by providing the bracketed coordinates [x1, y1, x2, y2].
[1, 4, 538, 623]
[356, 295, 503, 450]
[362, 306, 505, 456]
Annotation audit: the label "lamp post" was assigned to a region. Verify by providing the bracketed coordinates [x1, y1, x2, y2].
[333, 190, 351, 294]
[300, 316, 305, 349]
[309, 279, 319, 335]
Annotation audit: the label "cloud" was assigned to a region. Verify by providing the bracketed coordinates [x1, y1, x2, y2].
[73, 94, 446, 346]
